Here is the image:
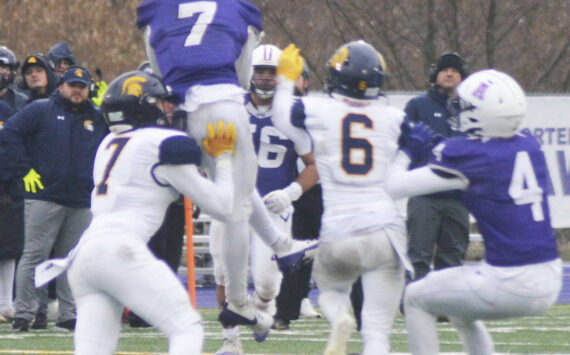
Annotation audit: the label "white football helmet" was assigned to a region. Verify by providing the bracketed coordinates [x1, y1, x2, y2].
[250, 44, 281, 99]
[456, 69, 527, 138]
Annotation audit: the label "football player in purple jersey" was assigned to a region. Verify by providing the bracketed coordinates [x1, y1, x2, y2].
[386, 69, 562, 355]
[136, 0, 317, 342]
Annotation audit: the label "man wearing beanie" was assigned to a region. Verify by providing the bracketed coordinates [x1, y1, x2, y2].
[19, 54, 58, 102]
[399, 53, 470, 320]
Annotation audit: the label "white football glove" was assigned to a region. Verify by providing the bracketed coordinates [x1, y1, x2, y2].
[263, 182, 302, 214]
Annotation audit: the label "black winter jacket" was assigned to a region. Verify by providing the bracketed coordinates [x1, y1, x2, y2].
[0, 90, 108, 207]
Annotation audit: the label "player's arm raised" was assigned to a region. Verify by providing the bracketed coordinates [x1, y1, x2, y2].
[271, 44, 312, 149]
[153, 121, 236, 220]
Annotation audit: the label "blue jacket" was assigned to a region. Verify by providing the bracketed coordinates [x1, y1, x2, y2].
[0, 87, 28, 113]
[0, 90, 108, 207]
[404, 86, 463, 168]
[404, 86, 464, 199]
[46, 41, 77, 67]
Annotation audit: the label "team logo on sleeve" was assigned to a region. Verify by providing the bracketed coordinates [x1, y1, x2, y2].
[121, 76, 147, 97]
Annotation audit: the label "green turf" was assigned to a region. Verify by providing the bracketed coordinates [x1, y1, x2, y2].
[1, 305, 569, 354]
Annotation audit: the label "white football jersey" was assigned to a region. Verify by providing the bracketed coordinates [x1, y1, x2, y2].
[304, 95, 406, 241]
[87, 128, 191, 242]
[273, 86, 406, 242]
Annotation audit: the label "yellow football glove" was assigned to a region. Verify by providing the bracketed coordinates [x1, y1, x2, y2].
[91, 80, 108, 107]
[277, 44, 304, 81]
[202, 121, 237, 157]
[23, 168, 44, 193]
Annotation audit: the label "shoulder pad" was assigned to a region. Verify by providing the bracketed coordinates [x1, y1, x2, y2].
[158, 135, 201, 166]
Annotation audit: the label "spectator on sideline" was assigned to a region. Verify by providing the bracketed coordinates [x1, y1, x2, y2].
[46, 41, 76, 77]
[0, 46, 26, 323]
[0, 46, 28, 112]
[40, 41, 79, 327]
[0, 100, 24, 323]
[1, 66, 108, 332]
[403, 53, 470, 289]
[4, 52, 59, 330]
[19, 54, 58, 103]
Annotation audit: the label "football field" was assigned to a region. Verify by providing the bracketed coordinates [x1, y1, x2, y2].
[1, 305, 569, 354]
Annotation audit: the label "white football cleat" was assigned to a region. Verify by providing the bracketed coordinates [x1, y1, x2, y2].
[214, 335, 243, 355]
[300, 298, 320, 319]
[323, 311, 356, 355]
[251, 309, 273, 343]
[0, 306, 14, 323]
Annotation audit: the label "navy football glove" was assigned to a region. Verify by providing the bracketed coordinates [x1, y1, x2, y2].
[398, 120, 435, 162]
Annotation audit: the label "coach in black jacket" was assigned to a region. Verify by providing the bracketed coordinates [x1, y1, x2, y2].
[403, 53, 470, 287]
[0, 66, 108, 331]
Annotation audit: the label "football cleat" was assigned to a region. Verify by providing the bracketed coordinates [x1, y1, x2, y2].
[218, 302, 272, 343]
[273, 239, 319, 274]
[323, 311, 356, 355]
[252, 309, 273, 342]
[218, 303, 256, 328]
[11, 318, 30, 332]
[31, 313, 47, 330]
[214, 335, 243, 355]
[0, 306, 14, 323]
[300, 298, 321, 319]
[271, 316, 290, 331]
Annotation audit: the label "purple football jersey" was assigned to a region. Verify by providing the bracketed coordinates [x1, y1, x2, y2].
[247, 97, 298, 197]
[137, 0, 262, 100]
[430, 130, 559, 266]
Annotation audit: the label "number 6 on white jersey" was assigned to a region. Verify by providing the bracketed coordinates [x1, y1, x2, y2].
[178, 1, 217, 47]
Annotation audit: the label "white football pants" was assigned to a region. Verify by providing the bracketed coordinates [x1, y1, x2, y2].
[68, 234, 203, 355]
[250, 205, 292, 310]
[210, 205, 292, 314]
[313, 228, 405, 355]
[186, 100, 283, 310]
[404, 258, 562, 355]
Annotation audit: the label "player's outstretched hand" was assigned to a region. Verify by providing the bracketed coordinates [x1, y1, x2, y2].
[202, 120, 237, 157]
[399, 120, 435, 161]
[277, 44, 304, 81]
